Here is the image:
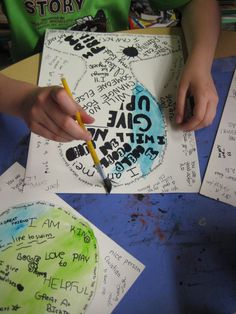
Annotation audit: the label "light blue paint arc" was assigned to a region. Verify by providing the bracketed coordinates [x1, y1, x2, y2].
[132, 82, 166, 175]
[0, 204, 50, 248]
[111, 82, 166, 177]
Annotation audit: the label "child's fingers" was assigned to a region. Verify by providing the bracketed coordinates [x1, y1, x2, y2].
[43, 102, 92, 141]
[180, 114, 204, 132]
[180, 93, 207, 131]
[180, 86, 218, 131]
[175, 80, 188, 124]
[29, 120, 72, 142]
[79, 110, 95, 124]
[27, 109, 76, 141]
[51, 87, 77, 115]
[51, 87, 94, 124]
[194, 100, 217, 131]
[27, 98, 91, 141]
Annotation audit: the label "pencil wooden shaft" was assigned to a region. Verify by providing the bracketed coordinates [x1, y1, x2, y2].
[61, 78, 100, 165]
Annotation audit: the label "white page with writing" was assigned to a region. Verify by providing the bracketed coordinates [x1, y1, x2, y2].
[0, 162, 25, 192]
[0, 189, 144, 313]
[200, 69, 236, 207]
[25, 29, 201, 193]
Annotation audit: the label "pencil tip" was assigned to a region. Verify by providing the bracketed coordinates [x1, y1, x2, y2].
[103, 177, 112, 194]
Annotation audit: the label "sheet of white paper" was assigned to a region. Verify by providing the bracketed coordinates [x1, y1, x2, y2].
[0, 162, 25, 192]
[25, 29, 200, 193]
[0, 189, 144, 313]
[200, 69, 236, 207]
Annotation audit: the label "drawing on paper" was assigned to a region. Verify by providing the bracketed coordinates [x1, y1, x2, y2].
[25, 29, 201, 193]
[59, 81, 167, 186]
[0, 190, 145, 313]
[0, 201, 99, 313]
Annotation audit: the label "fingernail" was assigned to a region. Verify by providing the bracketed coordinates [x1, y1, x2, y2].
[175, 115, 182, 124]
[84, 131, 92, 141]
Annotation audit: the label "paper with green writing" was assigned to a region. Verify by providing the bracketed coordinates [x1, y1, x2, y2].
[0, 190, 144, 313]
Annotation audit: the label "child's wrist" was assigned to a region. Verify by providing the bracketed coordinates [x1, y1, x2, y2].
[186, 51, 213, 73]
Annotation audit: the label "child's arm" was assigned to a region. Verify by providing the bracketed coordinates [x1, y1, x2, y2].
[0, 73, 94, 142]
[175, 0, 220, 131]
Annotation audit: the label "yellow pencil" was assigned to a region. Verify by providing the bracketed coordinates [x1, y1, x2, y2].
[61, 77, 112, 194]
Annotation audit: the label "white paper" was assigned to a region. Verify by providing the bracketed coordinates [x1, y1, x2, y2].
[0, 162, 25, 192]
[200, 69, 236, 207]
[0, 190, 144, 313]
[25, 29, 201, 193]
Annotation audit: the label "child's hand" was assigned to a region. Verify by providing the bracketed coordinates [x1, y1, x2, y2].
[175, 60, 218, 132]
[22, 86, 94, 142]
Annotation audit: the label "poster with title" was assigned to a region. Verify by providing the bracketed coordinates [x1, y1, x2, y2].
[25, 29, 201, 193]
[0, 189, 144, 313]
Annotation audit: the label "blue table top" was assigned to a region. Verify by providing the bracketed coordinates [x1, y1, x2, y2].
[1, 56, 236, 314]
